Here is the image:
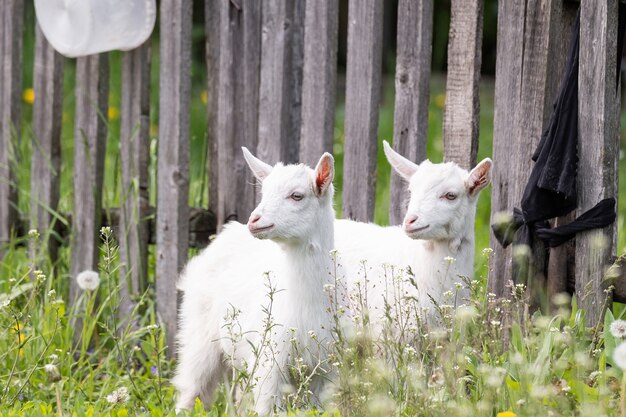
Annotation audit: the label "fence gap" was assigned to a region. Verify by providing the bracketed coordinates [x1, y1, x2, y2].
[0, 0, 23, 256]
[576, 0, 620, 325]
[442, 0, 483, 170]
[206, 0, 220, 217]
[342, 0, 384, 222]
[389, 0, 433, 225]
[119, 40, 152, 321]
[70, 54, 110, 304]
[299, 0, 339, 168]
[156, 0, 192, 356]
[216, 0, 261, 229]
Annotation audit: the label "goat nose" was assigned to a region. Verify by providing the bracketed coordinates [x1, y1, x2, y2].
[405, 214, 418, 226]
[248, 213, 261, 225]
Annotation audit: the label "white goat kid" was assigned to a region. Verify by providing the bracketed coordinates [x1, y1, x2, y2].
[335, 140, 492, 318]
[174, 150, 337, 414]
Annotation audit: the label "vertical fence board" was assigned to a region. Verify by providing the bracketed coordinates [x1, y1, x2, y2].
[0, 0, 23, 253]
[489, 0, 557, 297]
[342, 0, 384, 222]
[576, 0, 619, 325]
[216, 0, 261, 229]
[299, 0, 339, 168]
[389, 0, 433, 225]
[443, 0, 483, 170]
[70, 55, 110, 303]
[30, 24, 64, 263]
[119, 41, 151, 319]
[157, 0, 192, 355]
[257, 0, 304, 165]
[206, 0, 220, 216]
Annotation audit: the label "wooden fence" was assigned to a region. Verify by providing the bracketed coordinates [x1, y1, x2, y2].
[0, 0, 624, 353]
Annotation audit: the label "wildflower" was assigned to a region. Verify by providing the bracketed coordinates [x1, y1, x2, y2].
[100, 226, 112, 237]
[497, 412, 517, 417]
[444, 256, 456, 263]
[108, 106, 120, 121]
[455, 305, 478, 322]
[482, 247, 493, 256]
[555, 378, 571, 393]
[0, 299, 10, 310]
[610, 320, 626, 338]
[28, 229, 39, 239]
[613, 341, 626, 371]
[48, 289, 56, 298]
[76, 270, 100, 291]
[106, 387, 129, 405]
[23, 88, 35, 104]
[44, 364, 61, 383]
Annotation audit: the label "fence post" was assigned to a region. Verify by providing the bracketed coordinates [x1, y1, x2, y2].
[489, 1, 558, 297]
[443, 0, 483, 170]
[0, 0, 23, 255]
[343, 0, 384, 222]
[216, 0, 261, 229]
[70, 55, 109, 304]
[156, 0, 192, 356]
[257, 0, 305, 165]
[389, 0, 433, 225]
[30, 24, 64, 264]
[119, 40, 151, 320]
[576, 0, 619, 325]
[299, 0, 338, 168]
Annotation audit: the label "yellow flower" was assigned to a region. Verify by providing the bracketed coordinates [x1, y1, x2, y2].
[497, 412, 517, 417]
[108, 106, 120, 121]
[200, 90, 208, 105]
[23, 88, 35, 105]
[434, 93, 445, 109]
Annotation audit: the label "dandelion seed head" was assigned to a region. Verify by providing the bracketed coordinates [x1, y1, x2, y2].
[76, 270, 100, 291]
[44, 364, 61, 383]
[610, 320, 626, 338]
[613, 341, 626, 371]
[106, 387, 129, 405]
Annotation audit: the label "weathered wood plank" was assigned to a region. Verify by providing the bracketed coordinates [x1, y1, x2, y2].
[443, 0, 483, 170]
[257, 0, 304, 165]
[205, 0, 220, 216]
[216, 0, 261, 229]
[70, 54, 110, 304]
[30, 24, 64, 263]
[342, 0, 384, 222]
[0, 0, 23, 254]
[389, 0, 433, 225]
[156, 0, 192, 356]
[489, 0, 558, 297]
[119, 41, 152, 318]
[299, 0, 339, 168]
[576, 0, 619, 325]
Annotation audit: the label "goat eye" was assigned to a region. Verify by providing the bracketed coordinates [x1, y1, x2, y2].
[290, 192, 304, 201]
[444, 192, 457, 201]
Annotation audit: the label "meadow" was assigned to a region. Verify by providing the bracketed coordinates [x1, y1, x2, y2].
[5, 10, 626, 416]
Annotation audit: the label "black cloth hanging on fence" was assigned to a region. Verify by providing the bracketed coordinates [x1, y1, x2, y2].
[492, 6, 626, 249]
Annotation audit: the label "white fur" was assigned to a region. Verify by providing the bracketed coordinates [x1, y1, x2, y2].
[334, 141, 492, 321]
[174, 151, 337, 414]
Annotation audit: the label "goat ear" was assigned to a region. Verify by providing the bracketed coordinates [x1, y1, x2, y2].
[383, 140, 419, 181]
[314, 152, 334, 196]
[242, 147, 272, 181]
[465, 158, 493, 197]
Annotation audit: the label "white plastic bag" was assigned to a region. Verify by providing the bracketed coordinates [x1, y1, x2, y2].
[34, 0, 157, 58]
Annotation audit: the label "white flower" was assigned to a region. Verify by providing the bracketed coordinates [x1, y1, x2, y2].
[610, 320, 626, 338]
[106, 387, 129, 405]
[0, 299, 10, 310]
[76, 270, 100, 291]
[613, 341, 626, 371]
[444, 256, 456, 263]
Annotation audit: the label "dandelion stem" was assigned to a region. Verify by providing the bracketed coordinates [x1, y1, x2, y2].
[55, 384, 63, 417]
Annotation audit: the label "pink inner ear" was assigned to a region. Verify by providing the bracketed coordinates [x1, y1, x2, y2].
[316, 161, 331, 192]
[468, 163, 490, 195]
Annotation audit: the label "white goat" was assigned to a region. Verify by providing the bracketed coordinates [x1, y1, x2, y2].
[335, 140, 492, 319]
[174, 149, 337, 414]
